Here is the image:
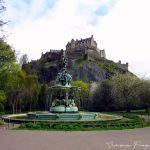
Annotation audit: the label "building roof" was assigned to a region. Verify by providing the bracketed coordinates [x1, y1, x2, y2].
[66, 35, 94, 46]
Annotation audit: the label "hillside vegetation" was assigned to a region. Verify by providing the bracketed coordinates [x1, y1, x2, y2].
[29, 52, 128, 84]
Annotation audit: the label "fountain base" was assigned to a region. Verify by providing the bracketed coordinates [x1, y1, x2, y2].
[50, 105, 78, 113]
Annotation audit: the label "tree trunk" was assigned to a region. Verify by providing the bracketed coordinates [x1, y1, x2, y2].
[146, 108, 149, 113]
[12, 104, 15, 114]
[15, 104, 18, 114]
[19, 102, 22, 113]
[29, 95, 32, 111]
[126, 108, 131, 113]
[30, 103, 32, 112]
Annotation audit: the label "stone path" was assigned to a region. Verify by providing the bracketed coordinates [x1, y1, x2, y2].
[0, 127, 150, 150]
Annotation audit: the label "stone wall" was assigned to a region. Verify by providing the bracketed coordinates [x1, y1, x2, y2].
[86, 49, 106, 60]
[116, 60, 128, 70]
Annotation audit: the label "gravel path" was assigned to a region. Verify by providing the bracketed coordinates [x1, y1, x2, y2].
[0, 128, 150, 150]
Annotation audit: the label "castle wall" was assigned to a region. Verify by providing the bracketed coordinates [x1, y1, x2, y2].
[66, 51, 85, 59]
[87, 49, 100, 60]
[116, 60, 128, 70]
[86, 49, 106, 60]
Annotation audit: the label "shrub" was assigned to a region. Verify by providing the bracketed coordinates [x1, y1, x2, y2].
[0, 120, 4, 126]
[0, 103, 4, 112]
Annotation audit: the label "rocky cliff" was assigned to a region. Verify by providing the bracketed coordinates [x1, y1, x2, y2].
[28, 50, 128, 84]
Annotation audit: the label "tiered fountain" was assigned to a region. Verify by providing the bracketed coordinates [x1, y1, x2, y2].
[27, 55, 98, 120]
[49, 55, 78, 113]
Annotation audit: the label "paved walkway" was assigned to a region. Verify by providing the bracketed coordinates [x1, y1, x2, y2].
[0, 128, 150, 150]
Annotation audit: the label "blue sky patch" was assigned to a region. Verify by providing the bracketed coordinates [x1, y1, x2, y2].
[35, 0, 57, 18]
[95, 5, 109, 16]
[24, 0, 32, 5]
[89, 17, 98, 26]
[89, 0, 117, 26]
[6, 0, 57, 28]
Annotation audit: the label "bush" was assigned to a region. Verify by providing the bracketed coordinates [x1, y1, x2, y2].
[0, 103, 4, 112]
[98, 63, 121, 75]
[75, 58, 84, 67]
[0, 120, 4, 126]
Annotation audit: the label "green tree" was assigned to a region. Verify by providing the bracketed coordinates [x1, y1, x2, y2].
[0, 40, 25, 113]
[3, 65, 25, 113]
[22, 63, 33, 75]
[138, 79, 150, 113]
[72, 80, 90, 110]
[0, 40, 16, 66]
[0, 90, 6, 102]
[0, 90, 6, 111]
[38, 84, 48, 110]
[110, 73, 140, 112]
[91, 80, 115, 111]
[25, 74, 41, 111]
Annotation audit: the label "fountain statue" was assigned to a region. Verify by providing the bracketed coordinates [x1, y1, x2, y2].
[49, 55, 79, 113]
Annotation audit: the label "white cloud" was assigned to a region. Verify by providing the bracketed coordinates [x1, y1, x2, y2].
[5, 0, 112, 58]
[95, 0, 150, 78]
[4, 0, 150, 78]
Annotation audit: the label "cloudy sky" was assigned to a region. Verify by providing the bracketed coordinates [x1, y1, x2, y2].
[3, 0, 150, 78]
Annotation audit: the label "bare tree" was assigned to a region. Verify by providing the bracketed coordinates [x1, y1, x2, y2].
[20, 54, 28, 66]
[0, 0, 7, 39]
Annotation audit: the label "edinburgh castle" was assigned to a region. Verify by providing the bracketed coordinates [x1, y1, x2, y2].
[40, 35, 128, 70]
[29, 35, 128, 83]
[66, 35, 106, 60]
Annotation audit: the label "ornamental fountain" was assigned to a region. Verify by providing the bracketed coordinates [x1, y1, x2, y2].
[27, 54, 99, 120]
[49, 55, 79, 113]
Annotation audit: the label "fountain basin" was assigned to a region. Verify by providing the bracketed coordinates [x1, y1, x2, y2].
[27, 112, 97, 120]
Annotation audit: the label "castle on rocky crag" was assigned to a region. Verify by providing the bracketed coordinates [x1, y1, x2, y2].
[29, 35, 129, 84]
[39, 35, 128, 70]
[66, 35, 106, 60]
